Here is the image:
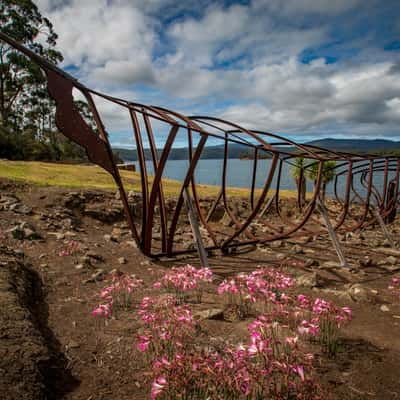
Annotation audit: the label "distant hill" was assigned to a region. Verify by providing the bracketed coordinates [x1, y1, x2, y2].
[305, 138, 400, 153]
[113, 143, 250, 161]
[113, 138, 400, 161]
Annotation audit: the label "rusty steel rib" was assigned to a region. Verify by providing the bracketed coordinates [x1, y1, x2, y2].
[1, 31, 399, 259]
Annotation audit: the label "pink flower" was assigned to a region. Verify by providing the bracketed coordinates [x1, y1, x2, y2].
[92, 303, 112, 318]
[138, 335, 151, 352]
[151, 376, 167, 399]
[294, 365, 305, 381]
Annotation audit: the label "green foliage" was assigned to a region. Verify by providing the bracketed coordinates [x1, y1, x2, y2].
[305, 160, 337, 184]
[0, 1, 97, 162]
[290, 157, 306, 179]
[0, 0, 63, 129]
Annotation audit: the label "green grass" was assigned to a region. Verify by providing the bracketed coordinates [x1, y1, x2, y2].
[0, 160, 297, 198]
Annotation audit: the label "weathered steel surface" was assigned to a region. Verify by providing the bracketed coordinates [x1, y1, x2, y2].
[1, 32, 399, 258]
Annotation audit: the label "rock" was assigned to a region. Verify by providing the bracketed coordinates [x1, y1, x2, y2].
[74, 264, 85, 270]
[386, 256, 397, 265]
[347, 284, 376, 303]
[10, 203, 32, 215]
[23, 227, 41, 240]
[104, 234, 118, 243]
[221, 211, 234, 227]
[84, 203, 123, 223]
[276, 253, 287, 261]
[111, 227, 124, 237]
[380, 305, 390, 312]
[320, 261, 341, 269]
[376, 247, 400, 257]
[194, 308, 224, 321]
[296, 272, 322, 288]
[67, 340, 80, 349]
[125, 240, 138, 248]
[304, 258, 319, 267]
[118, 257, 127, 265]
[64, 231, 77, 237]
[83, 269, 105, 284]
[48, 232, 65, 240]
[270, 240, 283, 249]
[85, 251, 104, 262]
[382, 264, 400, 272]
[358, 257, 374, 267]
[292, 245, 304, 255]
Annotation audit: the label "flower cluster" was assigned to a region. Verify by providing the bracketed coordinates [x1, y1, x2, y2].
[137, 295, 195, 357]
[145, 313, 320, 399]
[92, 272, 144, 318]
[153, 265, 213, 302]
[294, 295, 352, 354]
[217, 267, 294, 317]
[389, 277, 400, 299]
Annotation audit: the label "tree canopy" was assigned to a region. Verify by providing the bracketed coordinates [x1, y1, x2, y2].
[0, 1, 99, 162]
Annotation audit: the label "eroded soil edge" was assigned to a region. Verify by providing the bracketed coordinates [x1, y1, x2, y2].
[0, 247, 77, 400]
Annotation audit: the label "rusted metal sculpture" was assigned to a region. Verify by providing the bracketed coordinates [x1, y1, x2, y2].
[1, 32, 399, 262]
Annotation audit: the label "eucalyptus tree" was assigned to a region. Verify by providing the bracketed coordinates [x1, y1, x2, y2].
[0, 0, 63, 132]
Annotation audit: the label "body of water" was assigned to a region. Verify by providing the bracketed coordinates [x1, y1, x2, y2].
[129, 158, 389, 200]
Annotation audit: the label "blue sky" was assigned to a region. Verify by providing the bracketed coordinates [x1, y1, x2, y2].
[36, 0, 400, 147]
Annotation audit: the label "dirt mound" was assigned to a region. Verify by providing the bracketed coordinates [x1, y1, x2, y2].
[0, 247, 77, 400]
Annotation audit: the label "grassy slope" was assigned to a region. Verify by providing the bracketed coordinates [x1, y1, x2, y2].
[0, 160, 296, 198]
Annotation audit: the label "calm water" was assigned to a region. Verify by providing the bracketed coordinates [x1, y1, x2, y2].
[130, 158, 389, 199]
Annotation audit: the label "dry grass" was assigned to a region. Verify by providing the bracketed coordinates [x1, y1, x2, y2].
[0, 160, 297, 198]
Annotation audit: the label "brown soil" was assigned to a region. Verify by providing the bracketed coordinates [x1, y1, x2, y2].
[0, 178, 400, 399]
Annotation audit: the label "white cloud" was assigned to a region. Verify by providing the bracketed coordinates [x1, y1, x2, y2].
[33, 0, 400, 142]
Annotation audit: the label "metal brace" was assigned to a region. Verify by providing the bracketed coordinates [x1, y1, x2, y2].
[372, 207, 396, 248]
[183, 187, 210, 268]
[317, 197, 349, 268]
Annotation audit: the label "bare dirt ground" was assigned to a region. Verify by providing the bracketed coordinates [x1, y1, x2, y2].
[1, 178, 400, 399]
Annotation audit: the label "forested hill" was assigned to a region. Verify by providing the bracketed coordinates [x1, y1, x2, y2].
[113, 138, 400, 161]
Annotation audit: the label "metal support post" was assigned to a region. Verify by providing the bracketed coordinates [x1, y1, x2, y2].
[372, 207, 396, 248]
[317, 197, 349, 268]
[183, 187, 210, 268]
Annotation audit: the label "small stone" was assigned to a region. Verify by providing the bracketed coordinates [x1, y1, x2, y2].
[75, 264, 85, 270]
[125, 240, 138, 248]
[270, 240, 283, 249]
[104, 234, 118, 243]
[386, 256, 397, 265]
[83, 269, 105, 283]
[380, 305, 390, 312]
[292, 244, 304, 254]
[296, 272, 321, 288]
[48, 232, 65, 240]
[194, 308, 224, 321]
[13, 204, 32, 215]
[348, 284, 374, 303]
[358, 257, 373, 267]
[276, 253, 287, 261]
[67, 340, 80, 349]
[85, 251, 104, 261]
[118, 257, 127, 264]
[320, 261, 341, 269]
[23, 227, 41, 240]
[304, 258, 319, 267]
[64, 231, 77, 237]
